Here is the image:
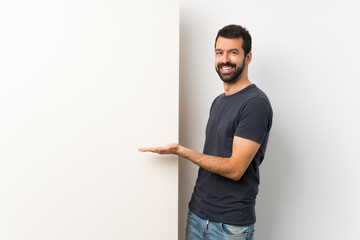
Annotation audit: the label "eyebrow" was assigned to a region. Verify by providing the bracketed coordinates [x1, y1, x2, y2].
[215, 48, 240, 52]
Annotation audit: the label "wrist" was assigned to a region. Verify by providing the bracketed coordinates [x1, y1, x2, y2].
[175, 144, 183, 156]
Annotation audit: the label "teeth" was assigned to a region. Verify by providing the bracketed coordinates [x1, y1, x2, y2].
[222, 67, 232, 70]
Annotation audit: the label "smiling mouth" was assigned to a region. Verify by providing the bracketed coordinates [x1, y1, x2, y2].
[220, 66, 235, 74]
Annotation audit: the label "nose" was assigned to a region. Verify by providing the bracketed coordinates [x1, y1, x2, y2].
[222, 52, 230, 63]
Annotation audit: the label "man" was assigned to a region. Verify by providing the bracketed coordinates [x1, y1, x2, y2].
[139, 24, 272, 240]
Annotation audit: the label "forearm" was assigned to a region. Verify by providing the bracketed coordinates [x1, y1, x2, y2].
[138, 140, 255, 181]
[176, 144, 241, 181]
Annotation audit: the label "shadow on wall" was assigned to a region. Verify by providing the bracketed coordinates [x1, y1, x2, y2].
[255, 124, 294, 239]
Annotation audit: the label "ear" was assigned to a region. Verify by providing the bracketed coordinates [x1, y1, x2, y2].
[246, 51, 252, 65]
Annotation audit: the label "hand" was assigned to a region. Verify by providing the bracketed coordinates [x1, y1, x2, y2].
[138, 143, 179, 155]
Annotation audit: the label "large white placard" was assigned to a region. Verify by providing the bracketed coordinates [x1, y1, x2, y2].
[0, 1, 178, 239]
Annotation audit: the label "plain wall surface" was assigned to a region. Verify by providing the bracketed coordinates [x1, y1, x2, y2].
[179, 1, 360, 239]
[0, 1, 178, 239]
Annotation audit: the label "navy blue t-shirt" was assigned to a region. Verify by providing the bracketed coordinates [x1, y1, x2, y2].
[188, 84, 273, 226]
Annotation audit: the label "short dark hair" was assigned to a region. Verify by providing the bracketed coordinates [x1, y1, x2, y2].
[215, 24, 252, 56]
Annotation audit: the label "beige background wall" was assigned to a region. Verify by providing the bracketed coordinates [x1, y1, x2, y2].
[0, 1, 178, 239]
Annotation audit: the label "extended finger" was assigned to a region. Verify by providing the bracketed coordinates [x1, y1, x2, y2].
[138, 147, 161, 152]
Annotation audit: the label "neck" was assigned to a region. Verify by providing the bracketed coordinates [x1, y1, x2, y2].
[223, 75, 252, 96]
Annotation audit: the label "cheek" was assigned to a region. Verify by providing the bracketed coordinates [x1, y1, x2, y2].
[230, 57, 241, 65]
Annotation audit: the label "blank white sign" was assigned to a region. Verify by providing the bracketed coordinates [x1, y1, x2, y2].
[0, 1, 178, 239]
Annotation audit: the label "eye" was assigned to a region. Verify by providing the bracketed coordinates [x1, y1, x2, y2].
[215, 51, 223, 55]
[231, 51, 238, 55]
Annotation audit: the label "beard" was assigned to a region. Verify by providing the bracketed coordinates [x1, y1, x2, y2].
[216, 58, 246, 83]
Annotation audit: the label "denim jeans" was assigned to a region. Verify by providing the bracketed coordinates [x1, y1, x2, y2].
[185, 211, 255, 240]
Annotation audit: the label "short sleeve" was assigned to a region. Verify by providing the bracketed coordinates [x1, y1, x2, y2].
[235, 97, 272, 144]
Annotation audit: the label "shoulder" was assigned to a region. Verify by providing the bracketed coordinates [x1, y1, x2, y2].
[242, 97, 273, 118]
[209, 93, 225, 112]
[213, 93, 225, 103]
[242, 85, 272, 111]
[236, 86, 273, 125]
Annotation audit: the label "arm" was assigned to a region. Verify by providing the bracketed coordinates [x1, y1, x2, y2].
[138, 136, 260, 181]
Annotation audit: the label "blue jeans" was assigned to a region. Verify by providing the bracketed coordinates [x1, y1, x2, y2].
[185, 211, 255, 240]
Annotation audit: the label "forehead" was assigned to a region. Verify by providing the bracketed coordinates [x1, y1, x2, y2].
[215, 37, 244, 51]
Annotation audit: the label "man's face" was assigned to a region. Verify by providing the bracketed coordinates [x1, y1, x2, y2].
[215, 37, 247, 83]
